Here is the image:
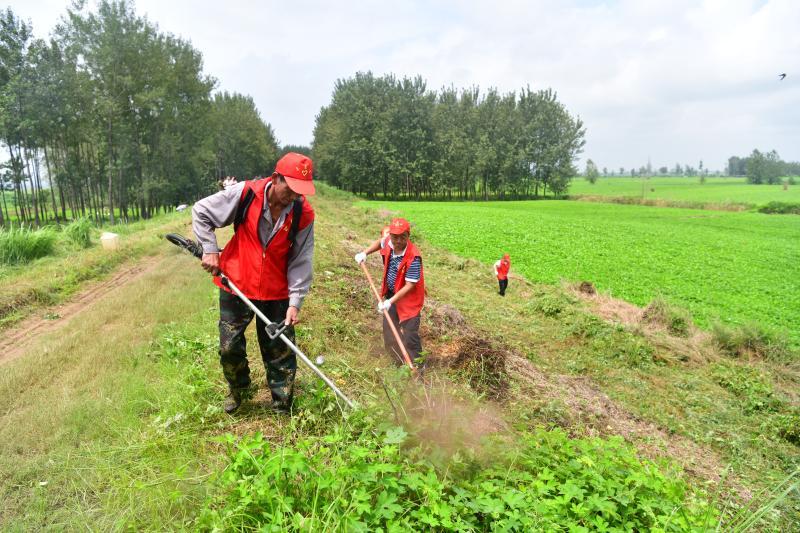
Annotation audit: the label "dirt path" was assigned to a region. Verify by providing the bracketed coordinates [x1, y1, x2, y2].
[0, 255, 162, 366]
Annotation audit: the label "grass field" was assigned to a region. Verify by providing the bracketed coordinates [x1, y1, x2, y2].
[360, 199, 800, 345]
[1, 184, 798, 529]
[568, 177, 800, 206]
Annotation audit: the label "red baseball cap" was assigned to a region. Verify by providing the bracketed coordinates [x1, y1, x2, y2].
[275, 152, 315, 195]
[388, 218, 410, 235]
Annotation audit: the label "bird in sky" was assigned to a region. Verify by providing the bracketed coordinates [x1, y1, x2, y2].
[779, 73, 786, 80]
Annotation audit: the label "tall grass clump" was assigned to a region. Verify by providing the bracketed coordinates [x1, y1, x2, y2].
[63, 217, 94, 248]
[711, 321, 794, 362]
[0, 225, 57, 265]
[757, 201, 800, 215]
[643, 296, 693, 336]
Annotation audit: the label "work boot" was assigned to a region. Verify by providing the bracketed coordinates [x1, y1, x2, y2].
[269, 401, 292, 416]
[223, 388, 243, 414]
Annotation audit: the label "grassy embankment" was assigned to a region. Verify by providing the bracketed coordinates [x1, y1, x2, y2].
[0, 212, 191, 328]
[0, 184, 797, 529]
[568, 177, 800, 212]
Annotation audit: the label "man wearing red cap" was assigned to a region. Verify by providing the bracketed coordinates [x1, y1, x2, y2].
[494, 253, 511, 296]
[192, 152, 316, 414]
[355, 218, 425, 366]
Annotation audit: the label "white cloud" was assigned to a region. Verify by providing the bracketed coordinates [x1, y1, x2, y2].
[5, 0, 799, 171]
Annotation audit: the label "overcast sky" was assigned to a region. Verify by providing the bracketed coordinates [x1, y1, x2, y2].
[5, 0, 799, 171]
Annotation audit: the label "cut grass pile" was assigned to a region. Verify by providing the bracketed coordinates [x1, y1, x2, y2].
[568, 176, 800, 207]
[359, 199, 800, 347]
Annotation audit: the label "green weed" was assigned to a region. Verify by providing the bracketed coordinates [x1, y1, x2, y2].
[757, 201, 800, 215]
[199, 416, 717, 531]
[581, 325, 655, 368]
[0, 225, 57, 264]
[566, 312, 613, 339]
[711, 362, 783, 413]
[528, 293, 575, 318]
[768, 411, 800, 446]
[63, 217, 94, 248]
[722, 469, 800, 531]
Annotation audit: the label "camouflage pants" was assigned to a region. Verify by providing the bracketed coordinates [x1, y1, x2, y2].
[382, 306, 422, 365]
[218, 289, 296, 409]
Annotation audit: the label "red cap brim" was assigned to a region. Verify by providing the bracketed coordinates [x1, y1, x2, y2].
[284, 176, 315, 195]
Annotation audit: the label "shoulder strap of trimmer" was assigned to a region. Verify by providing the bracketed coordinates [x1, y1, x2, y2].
[233, 184, 256, 231]
[288, 198, 304, 247]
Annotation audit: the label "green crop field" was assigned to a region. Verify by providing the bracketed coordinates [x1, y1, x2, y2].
[568, 176, 800, 206]
[360, 199, 800, 345]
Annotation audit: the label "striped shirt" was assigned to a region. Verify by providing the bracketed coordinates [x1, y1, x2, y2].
[382, 238, 421, 291]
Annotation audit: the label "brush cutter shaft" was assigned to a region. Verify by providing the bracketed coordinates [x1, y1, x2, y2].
[222, 276, 355, 409]
[358, 262, 416, 371]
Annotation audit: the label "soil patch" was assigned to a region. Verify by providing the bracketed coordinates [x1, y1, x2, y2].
[578, 281, 596, 295]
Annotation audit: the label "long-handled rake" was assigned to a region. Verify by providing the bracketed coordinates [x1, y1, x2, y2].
[358, 261, 416, 372]
[166, 233, 355, 410]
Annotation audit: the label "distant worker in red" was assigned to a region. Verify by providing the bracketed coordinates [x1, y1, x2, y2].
[355, 218, 425, 366]
[192, 153, 316, 415]
[494, 253, 511, 296]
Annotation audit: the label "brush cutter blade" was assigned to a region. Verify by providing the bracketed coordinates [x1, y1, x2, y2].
[165, 233, 204, 259]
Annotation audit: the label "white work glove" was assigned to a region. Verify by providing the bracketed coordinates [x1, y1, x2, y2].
[354, 251, 367, 264]
[377, 299, 392, 313]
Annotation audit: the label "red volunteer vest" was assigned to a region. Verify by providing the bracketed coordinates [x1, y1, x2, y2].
[497, 259, 510, 280]
[380, 240, 425, 322]
[214, 177, 314, 301]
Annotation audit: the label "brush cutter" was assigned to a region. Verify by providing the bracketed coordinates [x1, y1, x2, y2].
[358, 261, 416, 372]
[165, 233, 355, 410]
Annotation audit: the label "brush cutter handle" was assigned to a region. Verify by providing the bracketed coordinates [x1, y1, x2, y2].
[265, 321, 290, 340]
[358, 261, 416, 372]
[165, 233, 203, 259]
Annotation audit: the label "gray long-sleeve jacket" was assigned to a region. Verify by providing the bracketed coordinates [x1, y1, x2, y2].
[191, 181, 314, 309]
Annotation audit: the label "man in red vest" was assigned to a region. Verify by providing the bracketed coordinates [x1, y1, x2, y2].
[355, 218, 425, 366]
[192, 153, 315, 414]
[494, 253, 511, 296]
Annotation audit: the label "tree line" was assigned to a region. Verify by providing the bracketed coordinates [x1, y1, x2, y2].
[0, 1, 279, 226]
[312, 72, 586, 200]
[583, 160, 717, 181]
[727, 150, 799, 185]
